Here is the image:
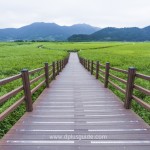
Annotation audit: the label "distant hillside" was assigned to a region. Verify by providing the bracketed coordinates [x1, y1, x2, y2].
[68, 26, 150, 42]
[0, 22, 100, 41]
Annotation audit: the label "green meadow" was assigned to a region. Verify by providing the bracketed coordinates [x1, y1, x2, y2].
[0, 42, 150, 138]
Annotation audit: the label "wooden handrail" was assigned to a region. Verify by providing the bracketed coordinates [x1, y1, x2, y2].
[109, 73, 127, 84]
[98, 73, 105, 80]
[110, 67, 128, 74]
[48, 64, 52, 67]
[0, 97, 25, 121]
[99, 64, 105, 67]
[0, 86, 23, 104]
[136, 73, 150, 81]
[134, 84, 150, 96]
[29, 67, 44, 75]
[30, 73, 45, 84]
[93, 66, 96, 70]
[0, 74, 21, 86]
[49, 74, 53, 80]
[0, 55, 69, 122]
[93, 70, 96, 74]
[132, 95, 150, 111]
[49, 68, 53, 73]
[55, 66, 58, 71]
[79, 56, 150, 112]
[108, 80, 126, 94]
[99, 69, 105, 74]
[31, 80, 46, 95]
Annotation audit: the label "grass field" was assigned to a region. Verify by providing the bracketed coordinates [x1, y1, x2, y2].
[0, 41, 150, 138]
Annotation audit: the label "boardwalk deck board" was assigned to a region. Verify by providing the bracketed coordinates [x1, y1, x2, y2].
[0, 53, 150, 150]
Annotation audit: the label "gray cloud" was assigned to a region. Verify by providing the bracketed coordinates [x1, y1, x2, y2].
[0, 0, 150, 28]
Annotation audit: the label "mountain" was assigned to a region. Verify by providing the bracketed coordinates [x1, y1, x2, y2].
[0, 22, 100, 41]
[68, 26, 150, 42]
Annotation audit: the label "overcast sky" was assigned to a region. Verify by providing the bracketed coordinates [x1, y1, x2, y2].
[0, 0, 150, 29]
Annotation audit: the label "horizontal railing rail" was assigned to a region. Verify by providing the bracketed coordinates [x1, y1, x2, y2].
[110, 67, 128, 74]
[0, 55, 69, 121]
[0, 74, 22, 86]
[136, 73, 150, 81]
[79, 56, 150, 111]
[28, 67, 44, 75]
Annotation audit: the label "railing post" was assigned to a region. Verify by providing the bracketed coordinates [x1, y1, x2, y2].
[52, 62, 56, 80]
[66, 58, 68, 65]
[62, 60, 64, 69]
[44, 62, 49, 88]
[59, 60, 61, 72]
[60, 60, 61, 70]
[66, 57, 68, 65]
[63, 59, 65, 68]
[64, 58, 67, 66]
[88, 60, 90, 71]
[81, 58, 83, 65]
[21, 69, 33, 112]
[96, 61, 99, 79]
[124, 67, 136, 109]
[64, 59, 66, 67]
[61, 60, 63, 70]
[84, 59, 86, 68]
[91, 60, 94, 75]
[57, 61, 59, 75]
[104, 62, 110, 88]
[86, 60, 88, 70]
[86, 59, 88, 69]
[82, 58, 84, 67]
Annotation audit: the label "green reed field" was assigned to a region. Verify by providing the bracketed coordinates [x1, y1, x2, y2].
[0, 42, 68, 138]
[0, 41, 150, 138]
[78, 42, 150, 125]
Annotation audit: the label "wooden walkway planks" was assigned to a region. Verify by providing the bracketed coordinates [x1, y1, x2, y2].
[0, 53, 150, 150]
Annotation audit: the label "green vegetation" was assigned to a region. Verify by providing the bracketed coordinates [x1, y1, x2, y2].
[78, 42, 150, 124]
[0, 41, 150, 138]
[0, 42, 68, 138]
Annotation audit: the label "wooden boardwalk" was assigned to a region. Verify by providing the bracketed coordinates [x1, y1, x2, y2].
[0, 53, 150, 150]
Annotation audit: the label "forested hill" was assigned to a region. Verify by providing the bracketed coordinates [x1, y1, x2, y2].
[68, 26, 150, 42]
[0, 22, 99, 41]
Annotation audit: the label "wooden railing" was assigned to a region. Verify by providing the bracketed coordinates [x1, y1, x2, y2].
[0, 56, 69, 121]
[79, 57, 150, 111]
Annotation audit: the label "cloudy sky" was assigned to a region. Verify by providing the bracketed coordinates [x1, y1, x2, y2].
[0, 0, 150, 28]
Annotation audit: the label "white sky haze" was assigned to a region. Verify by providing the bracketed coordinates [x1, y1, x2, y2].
[0, 0, 150, 28]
